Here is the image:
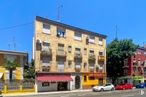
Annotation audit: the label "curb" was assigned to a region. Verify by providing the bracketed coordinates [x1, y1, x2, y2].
[3, 89, 92, 97]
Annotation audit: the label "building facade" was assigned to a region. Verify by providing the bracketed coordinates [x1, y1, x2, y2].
[33, 16, 107, 92]
[0, 50, 28, 81]
[122, 46, 146, 85]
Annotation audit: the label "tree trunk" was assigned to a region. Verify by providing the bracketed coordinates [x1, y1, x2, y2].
[9, 68, 13, 81]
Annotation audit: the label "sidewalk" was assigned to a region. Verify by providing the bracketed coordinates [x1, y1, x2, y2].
[2, 89, 92, 97]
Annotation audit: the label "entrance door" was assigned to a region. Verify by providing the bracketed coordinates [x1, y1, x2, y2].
[75, 76, 80, 89]
[58, 82, 68, 91]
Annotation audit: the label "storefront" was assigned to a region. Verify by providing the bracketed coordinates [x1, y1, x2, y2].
[82, 73, 106, 89]
[36, 73, 73, 92]
[70, 73, 82, 90]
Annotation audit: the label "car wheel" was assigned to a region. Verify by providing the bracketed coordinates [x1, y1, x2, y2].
[111, 88, 114, 91]
[100, 88, 104, 92]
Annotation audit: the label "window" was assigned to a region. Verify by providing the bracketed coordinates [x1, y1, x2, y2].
[42, 41, 50, 50]
[42, 57, 50, 64]
[138, 49, 141, 54]
[58, 44, 64, 51]
[74, 32, 82, 40]
[144, 51, 146, 55]
[57, 60, 64, 72]
[42, 82, 50, 87]
[84, 63, 87, 68]
[84, 76, 87, 82]
[99, 51, 103, 56]
[89, 49, 94, 54]
[89, 76, 95, 80]
[57, 27, 65, 37]
[98, 37, 103, 45]
[68, 61, 72, 68]
[89, 35, 95, 43]
[42, 66, 50, 72]
[68, 46, 72, 53]
[43, 24, 50, 34]
[84, 48, 87, 55]
[75, 48, 81, 54]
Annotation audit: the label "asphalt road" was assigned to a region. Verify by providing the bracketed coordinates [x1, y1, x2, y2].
[3, 89, 146, 97]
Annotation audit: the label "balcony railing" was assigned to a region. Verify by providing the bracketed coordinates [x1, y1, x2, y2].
[41, 48, 52, 56]
[89, 54, 96, 60]
[74, 52, 82, 59]
[56, 49, 66, 57]
[98, 56, 105, 61]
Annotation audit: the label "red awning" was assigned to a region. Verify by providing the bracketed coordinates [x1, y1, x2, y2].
[37, 74, 73, 82]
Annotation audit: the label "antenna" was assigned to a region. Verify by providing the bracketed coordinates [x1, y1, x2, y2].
[57, 1, 63, 22]
[12, 37, 16, 50]
[115, 25, 118, 39]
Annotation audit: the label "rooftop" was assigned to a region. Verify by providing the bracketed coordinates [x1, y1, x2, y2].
[35, 16, 107, 38]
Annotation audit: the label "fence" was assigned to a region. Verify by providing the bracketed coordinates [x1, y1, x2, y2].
[0, 80, 35, 94]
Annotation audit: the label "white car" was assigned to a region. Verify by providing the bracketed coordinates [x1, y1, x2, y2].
[92, 83, 115, 92]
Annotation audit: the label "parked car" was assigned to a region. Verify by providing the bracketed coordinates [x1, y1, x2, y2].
[92, 83, 115, 92]
[136, 83, 145, 88]
[115, 83, 133, 90]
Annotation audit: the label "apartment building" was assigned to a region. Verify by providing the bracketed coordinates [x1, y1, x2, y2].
[33, 16, 107, 92]
[121, 46, 146, 86]
[0, 50, 28, 81]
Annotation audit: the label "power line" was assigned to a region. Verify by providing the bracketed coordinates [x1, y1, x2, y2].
[0, 22, 33, 31]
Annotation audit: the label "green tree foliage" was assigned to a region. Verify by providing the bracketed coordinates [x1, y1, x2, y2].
[107, 39, 138, 83]
[23, 59, 35, 80]
[4, 59, 17, 81]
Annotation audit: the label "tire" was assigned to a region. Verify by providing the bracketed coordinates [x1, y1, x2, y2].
[111, 88, 114, 91]
[100, 88, 104, 92]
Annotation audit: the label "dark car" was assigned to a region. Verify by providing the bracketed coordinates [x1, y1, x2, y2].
[136, 83, 145, 88]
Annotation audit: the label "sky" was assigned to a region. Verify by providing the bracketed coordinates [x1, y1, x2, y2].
[0, 0, 146, 61]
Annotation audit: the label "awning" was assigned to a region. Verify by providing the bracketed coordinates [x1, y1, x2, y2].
[37, 74, 73, 82]
[0, 73, 3, 79]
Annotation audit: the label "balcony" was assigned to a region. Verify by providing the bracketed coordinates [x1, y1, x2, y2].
[41, 48, 52, 56]
[56, 49, 66, 57]
[98, 56, 105, 61]
[74, 52, 82, 59]
[89, 54, 96, 60]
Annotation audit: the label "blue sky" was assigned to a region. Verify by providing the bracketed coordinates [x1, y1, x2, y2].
[0, 0, 146, 61]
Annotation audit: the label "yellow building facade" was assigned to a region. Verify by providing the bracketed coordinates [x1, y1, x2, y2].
[34, 16, 107, 91]
[0, 50, 28, 81]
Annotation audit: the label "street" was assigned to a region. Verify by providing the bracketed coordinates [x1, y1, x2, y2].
[3, 89, 146, 97]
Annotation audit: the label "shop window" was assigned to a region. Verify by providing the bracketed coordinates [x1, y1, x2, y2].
[42, 82, 50, 87]
[89, 76, 95, 80]
[84, 76, 87, 82]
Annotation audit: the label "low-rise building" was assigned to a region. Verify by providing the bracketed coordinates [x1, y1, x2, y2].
[0, 50, 28, 81]
[33, 16, 107, 92]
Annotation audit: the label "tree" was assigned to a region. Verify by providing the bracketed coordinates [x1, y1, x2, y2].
[4, 59, 17, 81]
[23, 59, 35, 80]
[107, 39, 138, 84]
